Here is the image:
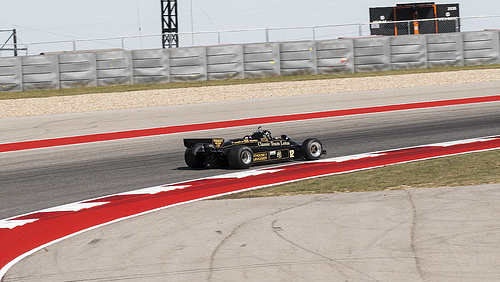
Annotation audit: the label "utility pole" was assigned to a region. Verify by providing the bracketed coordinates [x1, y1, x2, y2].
[13, 29, 18, 56]
[161, 0, 179, 48]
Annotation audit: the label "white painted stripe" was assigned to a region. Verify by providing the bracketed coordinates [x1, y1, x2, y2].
[206, 169, 284, 179]
[0, 219, 39, 229]
[431, 137, 492, 147]
[117, 185, 191, 195]
[317, 153, 387, 163]
[39, 202, 109, 213]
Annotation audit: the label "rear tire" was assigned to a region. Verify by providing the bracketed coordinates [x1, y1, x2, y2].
[184, 148, 207, 168]
[300, 138, 323, 160]
[228, 146, 253, 169]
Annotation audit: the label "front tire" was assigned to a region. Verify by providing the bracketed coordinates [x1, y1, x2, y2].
[228, 146, 253, 169]
[300, 138, 323, 160]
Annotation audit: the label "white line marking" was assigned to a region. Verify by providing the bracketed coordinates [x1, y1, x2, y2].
[316, 153, 387, 163]
[39, 202, 109, 213]
[206, 169, 284, 179]
[430, 137, 493, 147]
[117, 185, 191, 195]
[0, 219, 39, 229]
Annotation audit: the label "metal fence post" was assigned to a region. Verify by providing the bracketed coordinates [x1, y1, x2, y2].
[13, 29, 18, 57]
[265, 28, 269, 43]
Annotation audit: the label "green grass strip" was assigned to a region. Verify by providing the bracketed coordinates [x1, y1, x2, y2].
[219, 149, 500, 199]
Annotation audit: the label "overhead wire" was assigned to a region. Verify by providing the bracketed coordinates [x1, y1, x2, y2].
[0, 20, 78, 40]
[193, 0, 228, 44]
[136, 0, 143, 49]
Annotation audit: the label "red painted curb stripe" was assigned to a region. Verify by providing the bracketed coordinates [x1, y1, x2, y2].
[1, 95, 499, 153]
[1, 136, 500, 278]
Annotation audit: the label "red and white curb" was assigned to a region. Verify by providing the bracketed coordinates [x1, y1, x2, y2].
[1, 135, 500, 278]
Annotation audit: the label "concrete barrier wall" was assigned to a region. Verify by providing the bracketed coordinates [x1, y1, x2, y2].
[243, 43, 281, 78]
[169, 47, 207, 82]
[353, 36, 391, 72]
[132, 49, 169, 85]
[316, 39, 354, 74]
[390, 35, 427, 70]
[96, 51, 133, 87]
[22, 55, 60, 91]
[59, 53, 97, 89]
[1, 30, 499, 92]
[462, 31, 500, 66]
[207, 45, 244, 80]
[427, 33, 464, 68]
[0, 57, 22, 92]
[280, 41, 317, 76]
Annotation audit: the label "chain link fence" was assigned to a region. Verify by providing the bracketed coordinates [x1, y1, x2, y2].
[2, 15, 499, 57]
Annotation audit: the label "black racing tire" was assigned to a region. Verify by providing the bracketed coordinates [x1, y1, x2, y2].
[184, 148, 207, 168]
[300, 138, 323, 160]
[228, 146, 253, 169]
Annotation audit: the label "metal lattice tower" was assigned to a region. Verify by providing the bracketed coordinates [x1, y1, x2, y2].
[0, 29, 25, 56]
[161, 0, 179, 48]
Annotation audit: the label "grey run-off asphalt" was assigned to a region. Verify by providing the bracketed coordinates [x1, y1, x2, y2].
[5, 184, 500, 281]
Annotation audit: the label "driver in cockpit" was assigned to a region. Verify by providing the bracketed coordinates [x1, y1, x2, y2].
[246, 126, 272, 140]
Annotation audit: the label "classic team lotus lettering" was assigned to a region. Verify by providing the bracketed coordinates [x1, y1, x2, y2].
[258, 141, 292, 147]
[273, 141, 291, 146]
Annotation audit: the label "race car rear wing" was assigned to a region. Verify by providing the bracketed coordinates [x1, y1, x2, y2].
[183, 138, 225, 148]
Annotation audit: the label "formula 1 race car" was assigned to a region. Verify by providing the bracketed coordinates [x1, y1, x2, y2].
[183, 126, 326, 169]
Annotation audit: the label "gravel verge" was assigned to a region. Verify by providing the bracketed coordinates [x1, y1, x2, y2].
[1, 69, 499, 118]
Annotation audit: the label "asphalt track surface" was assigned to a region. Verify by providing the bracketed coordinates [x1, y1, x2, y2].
[1, 81, 500, 281]
[1, 82, 500, 219]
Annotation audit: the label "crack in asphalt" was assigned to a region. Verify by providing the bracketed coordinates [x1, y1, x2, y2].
[406, 190, 426, 281]
[270, 217, 382, 281]
[207, 197, 323, 281]
[207, 195, 382, 281]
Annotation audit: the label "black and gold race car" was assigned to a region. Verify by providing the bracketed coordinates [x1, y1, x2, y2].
[183, 126, 326, 169]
